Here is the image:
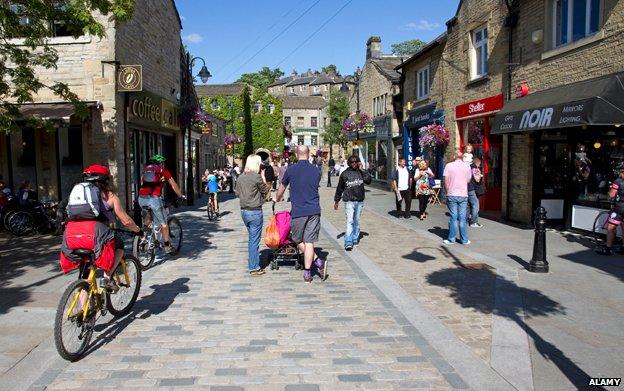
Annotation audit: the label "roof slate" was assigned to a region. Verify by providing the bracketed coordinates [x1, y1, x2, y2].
[195, 83, 246, 97]
[280, 96, 328, 110]
[370, 57, 404, 82]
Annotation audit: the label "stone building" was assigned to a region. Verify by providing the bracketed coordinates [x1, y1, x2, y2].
[268, 70, 353, 98]
[200, 114, 226, 172]
[396, 0, 624, 227]
[1, 0, 185, 207]
[348, 36, 404, 183]
[281, 96, 328, 150]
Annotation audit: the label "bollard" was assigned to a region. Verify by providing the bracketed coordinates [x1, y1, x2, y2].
[529, 206, 549, 273]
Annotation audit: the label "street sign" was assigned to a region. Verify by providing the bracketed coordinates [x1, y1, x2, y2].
[117, 65, 142, 92]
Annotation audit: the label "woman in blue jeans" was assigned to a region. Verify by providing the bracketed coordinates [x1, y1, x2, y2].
[234, 154, 270, 275]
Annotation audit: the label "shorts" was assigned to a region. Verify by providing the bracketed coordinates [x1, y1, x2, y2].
[209, 192, 219, 201]
[291, 214, 321, 244]
[138, 196, 167, 227]
[608, 209, 624, 225]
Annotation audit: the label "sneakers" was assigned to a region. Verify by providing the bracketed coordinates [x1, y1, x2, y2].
[250, 269, 266, 276]
[303, 270, 313, 283]
[596, 247, 613, 256]
[470, 223, 483, 228]
[462, 240, 471, 245]
[345, 244, 353, 251]
[315, 257, 328, 280]
[443, 239, 455, 245]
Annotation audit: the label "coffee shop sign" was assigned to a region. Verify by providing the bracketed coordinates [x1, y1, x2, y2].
[128, 92, 180, 130]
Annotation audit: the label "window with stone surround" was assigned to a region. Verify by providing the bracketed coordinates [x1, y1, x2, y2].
[297, 135, 305, 145]
[268, 104, 275, 114]
[372, 94, 387, 117]
[211, 100, 220, 110]
[289, 87, 295, 94]
[313, 85, 320, 94]
[253, 102, 262, 113]
[552, 0, 600, 47]
[284, 116, 291, 125]
[470, 25, 488, 79]
[311, 116, 318, 128]
[311, 135, 318, 146]
[9, 2, 73, 38]
[416, 65, 430, 100]
[296, 116, 304, 127]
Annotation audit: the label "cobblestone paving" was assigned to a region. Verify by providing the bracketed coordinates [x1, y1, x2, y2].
[39, 195, 460, 390]
[320, 188, 495, 363]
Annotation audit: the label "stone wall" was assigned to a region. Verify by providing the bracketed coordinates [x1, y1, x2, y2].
[401, 45, 446, 121]
[282, 107, 327, 147]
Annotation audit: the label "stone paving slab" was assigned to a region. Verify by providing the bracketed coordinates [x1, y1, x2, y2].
[320, 187, 495, 364]
[33, 195, 460, 390]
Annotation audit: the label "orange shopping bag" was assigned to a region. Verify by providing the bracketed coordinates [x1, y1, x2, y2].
[264, 215, 280, 249]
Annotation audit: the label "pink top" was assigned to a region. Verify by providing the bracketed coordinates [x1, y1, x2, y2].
[443, 159, 472, 197]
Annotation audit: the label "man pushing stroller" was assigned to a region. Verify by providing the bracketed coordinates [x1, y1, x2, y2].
[276, 145, 327, 283]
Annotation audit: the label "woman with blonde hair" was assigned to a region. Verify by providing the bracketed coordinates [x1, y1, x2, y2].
[413, 159, 435, 220]
[235, 154, 270, 275]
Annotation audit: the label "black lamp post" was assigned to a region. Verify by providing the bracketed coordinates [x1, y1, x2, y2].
[340, 66, 362, 140]
[185, 52, 211, 206]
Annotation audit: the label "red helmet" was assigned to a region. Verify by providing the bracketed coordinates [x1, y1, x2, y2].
[82, 164, 111, 182]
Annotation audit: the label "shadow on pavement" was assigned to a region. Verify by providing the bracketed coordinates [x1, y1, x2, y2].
[558, 248, 624, 282]
[402, 248, 437, 263]
[507, 254, 531, 271]
[428, 226, 448, 240]
[85, 277, 190, 358]
[429, 247, 604, 390]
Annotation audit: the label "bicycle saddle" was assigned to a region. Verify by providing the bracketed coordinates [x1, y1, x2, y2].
[72, 249, 94, 258]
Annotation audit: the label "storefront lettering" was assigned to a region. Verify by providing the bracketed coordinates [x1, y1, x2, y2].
[468, 102, 485, 114]
[559, 116, 582, 124]
[412, 113, 430, 124]
[131, 97, 160, 122]
[128, 92, 180, 131]
[520, 108, 553, 129]
[562, 104, 584, 113]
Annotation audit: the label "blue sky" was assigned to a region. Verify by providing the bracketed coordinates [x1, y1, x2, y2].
[175, 0, 458, 84]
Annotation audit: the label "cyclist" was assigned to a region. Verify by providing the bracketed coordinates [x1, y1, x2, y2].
[137, 154, 184, 254]
[597, 163, 624, 255]
[206, 170, 220, 215]
[60, 165, 142, 290]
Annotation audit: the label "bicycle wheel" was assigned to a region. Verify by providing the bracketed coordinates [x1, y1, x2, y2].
[592, 211, 611, 247]
[3, 209, 16, 230]
[132, 231, 155, 270]
[107, 255, 142, 317]
[7, 211, 34, 236]
[54, 280, 94, 361]
[207, 205, 215, 221]
[167, 216, 183, 255]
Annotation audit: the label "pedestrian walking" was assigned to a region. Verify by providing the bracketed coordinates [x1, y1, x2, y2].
[468, 156, 485, 227]
[391, 157, 412, 218]
[338, 159, 348, 176]
[333, 155, 372, 251]
[235, 154, 270, 275]
[327, 157, 335, 187]
[272, 159, 280, 191]
[276, 145, 327, 282]
[414, 159, 435, 220]
[443, 150, 472, 245]
[229, 164, 239, 194]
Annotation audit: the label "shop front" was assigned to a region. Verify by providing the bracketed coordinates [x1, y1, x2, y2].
[126, 91, 181, 202]
[1, 102, 98, 202]
[403, 103, 445, 178]
[491, 72, 624, 231]
[350, 114, 393, 183]
[456, 94, 504, 213]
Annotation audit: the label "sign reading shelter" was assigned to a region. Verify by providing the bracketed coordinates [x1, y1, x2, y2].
[455, 94, 504, 120]
[117, 65, 142, 92]
[127, 91, 180, 131]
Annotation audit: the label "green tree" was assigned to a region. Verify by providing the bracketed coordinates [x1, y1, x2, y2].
[238, 67, 284, 91]
[390, 39, 427, 56]
[325, 91, 349, 158]
[1, 0, 135, 133]
[321, 64, 340, 76]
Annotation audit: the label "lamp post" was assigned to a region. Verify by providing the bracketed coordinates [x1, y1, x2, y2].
[185, 52, 211, 206]
[340, 66, 362, 140]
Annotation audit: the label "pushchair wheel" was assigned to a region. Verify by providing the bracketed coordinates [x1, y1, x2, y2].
[294, 262, 301, 270]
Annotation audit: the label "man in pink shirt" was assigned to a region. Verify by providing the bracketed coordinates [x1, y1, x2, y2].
[443, 150, 472, 245]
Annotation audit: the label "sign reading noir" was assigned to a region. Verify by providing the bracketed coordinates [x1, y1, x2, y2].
[117, 65, 142, 92]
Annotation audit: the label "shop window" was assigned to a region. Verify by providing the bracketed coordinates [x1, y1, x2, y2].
[311, 117, 318, 128]
[297, 135, 305, 145]
[10, 128, 37, 196]
[417, 65, 430, 100]
[377, 140, 388, 180]
[464, 119, 486, 160]
[470, 25, 488, 79]
[553, 0, 600, 47]
[311, 135, 318, 146]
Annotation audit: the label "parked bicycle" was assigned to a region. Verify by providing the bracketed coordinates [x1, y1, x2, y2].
[4, 200, 60, 236]
[132, 198, 183, 270]
[54, 229, 142, 361]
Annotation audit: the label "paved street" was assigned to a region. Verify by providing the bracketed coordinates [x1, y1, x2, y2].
[0, 186, 623, 390]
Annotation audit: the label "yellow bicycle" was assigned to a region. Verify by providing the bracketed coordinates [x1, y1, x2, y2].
[54, 240, 141, 361]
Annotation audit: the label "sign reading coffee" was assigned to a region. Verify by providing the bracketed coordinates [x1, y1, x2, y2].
[127, 91, 180, 131]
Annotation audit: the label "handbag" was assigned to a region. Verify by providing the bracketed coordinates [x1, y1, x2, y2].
[428, 176, 436, 188]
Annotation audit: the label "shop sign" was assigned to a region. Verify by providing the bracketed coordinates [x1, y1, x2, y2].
[493, 103, 587, 133]
[117, 65, 142, 92]
[202, 122, 213, 135]
[406, 103, 437, 129]
[127, 91, 180, 131]
[515, 83, 529, 98]
[455, 94, 504, 120]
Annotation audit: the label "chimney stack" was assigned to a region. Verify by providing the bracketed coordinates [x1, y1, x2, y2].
[366, 36, 382, 60]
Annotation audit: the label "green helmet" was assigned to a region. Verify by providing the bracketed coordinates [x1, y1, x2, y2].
[151, 154, 166, 163]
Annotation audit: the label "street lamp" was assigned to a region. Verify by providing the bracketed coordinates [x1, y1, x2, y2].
[185, 53, 211, 206]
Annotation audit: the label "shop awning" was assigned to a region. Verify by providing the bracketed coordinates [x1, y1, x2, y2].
[17, 102, 98, 121]
[491, 72, 624, 135]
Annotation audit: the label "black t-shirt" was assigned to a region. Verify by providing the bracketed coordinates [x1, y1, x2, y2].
[611, 178, 624, 202]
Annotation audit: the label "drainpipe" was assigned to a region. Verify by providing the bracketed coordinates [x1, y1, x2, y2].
[504, 0, 519, 220]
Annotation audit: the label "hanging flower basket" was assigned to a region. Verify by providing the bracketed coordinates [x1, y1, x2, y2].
[341, 112, 374, 136]
[418, 123, 450, 149]
[190, 108, 211, 130]
[224, 133, 242, 149]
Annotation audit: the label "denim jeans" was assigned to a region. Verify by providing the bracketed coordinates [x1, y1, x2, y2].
[344, 201, 364, 247]
[467, 190, 479, 224]
[447, 196, 468, 243]
[241, 209, 263, 271]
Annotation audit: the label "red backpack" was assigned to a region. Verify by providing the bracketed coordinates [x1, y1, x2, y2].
[141, 164, 163, 184]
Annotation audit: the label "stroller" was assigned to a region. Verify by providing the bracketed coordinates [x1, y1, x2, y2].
[268, 201, 301, 271]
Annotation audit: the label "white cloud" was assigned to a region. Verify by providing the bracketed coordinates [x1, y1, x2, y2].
[184, 33, 203, 44]
[402, 20, 441, 31]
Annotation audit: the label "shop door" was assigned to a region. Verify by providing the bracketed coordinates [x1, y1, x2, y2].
[460, 117, 502, 212]
[534, 139, 571, 224]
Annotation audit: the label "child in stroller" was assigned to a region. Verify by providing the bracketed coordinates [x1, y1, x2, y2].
[268, 201, 302, 270]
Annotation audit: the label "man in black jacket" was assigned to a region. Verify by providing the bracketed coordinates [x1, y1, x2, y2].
[333, 155, 372, 251]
